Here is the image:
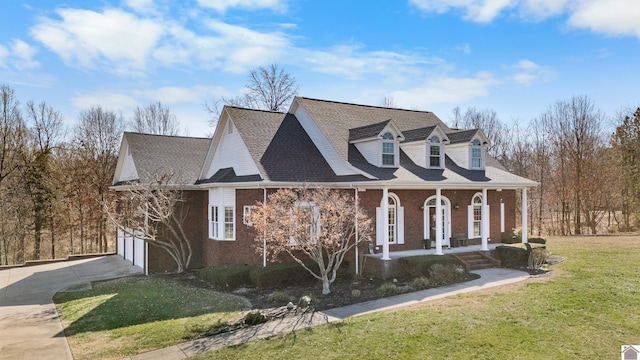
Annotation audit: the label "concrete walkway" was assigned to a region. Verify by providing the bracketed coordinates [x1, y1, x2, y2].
[124, 267, 530, 360]
[0, 256, 143, 360]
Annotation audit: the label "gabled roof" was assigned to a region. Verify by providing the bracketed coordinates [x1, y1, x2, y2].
[402, 126, 437, 143]
[447, 129, 482, 144]
[294, 97, 449, 162]
[349, 119, 392, 141]
[114, 132, 210, 185]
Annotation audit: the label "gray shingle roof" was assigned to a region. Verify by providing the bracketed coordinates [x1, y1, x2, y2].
[401, 126, 437, 143]
[121, 132, 210, 185]
[348, 119, 392, 141]
[447, 129, 480, 144]
[296, 97, 449, 162]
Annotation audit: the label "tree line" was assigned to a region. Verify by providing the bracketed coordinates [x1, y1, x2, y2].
[0, 85, 181, 265]
[452, 96, 640, 236]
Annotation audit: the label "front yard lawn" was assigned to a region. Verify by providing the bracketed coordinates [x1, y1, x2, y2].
[54, 276, 250, 359]
[195, 235, 640, 359]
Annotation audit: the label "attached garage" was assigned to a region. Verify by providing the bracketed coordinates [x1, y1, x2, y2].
[117, 227, 147, 273]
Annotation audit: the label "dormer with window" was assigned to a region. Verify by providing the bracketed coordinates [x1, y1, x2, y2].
[400, 125, 449, 170]
[349, 120, 404, 168]
[443, 129, 488, 171]
[470, 138, 484, 169]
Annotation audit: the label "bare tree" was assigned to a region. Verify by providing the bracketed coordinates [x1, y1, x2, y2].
[449, 106, 509, 161]
[207, 63, 298, 125]
[380, 96, 397, 108]
[74, 106, 125, 252]
[107, 173, 193, 273]
[131, 101, 180, 135]
[248, 186, 372, 295]
[23, 101, 64, 260]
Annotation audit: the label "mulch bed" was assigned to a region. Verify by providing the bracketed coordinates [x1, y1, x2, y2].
[160, 271, 480, 311]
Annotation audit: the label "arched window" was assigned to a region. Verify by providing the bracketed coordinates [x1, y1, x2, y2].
[472, 193, 482, 237]
[470, 139, 483, 169]
[376, 192, 404, 245]
[382, 132, 396, 166]
[429, 135, 443, 168]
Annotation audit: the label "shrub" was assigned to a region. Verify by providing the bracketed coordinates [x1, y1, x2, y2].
[429, 263, 456, 285]
[528, 237, 547, 244]
[496, 245, 529, 267]
[351, 289, 361, 298]
[268, 291, 293, 304]
[297, 295, 314, 309]
[528, 247, 549, 270]
[244, 311, 267, 326]
[198, 264, 254, 290]
[249, 261, 318, 288]
[398, 255, 461, 279]
[377, 283, 400, 296]
[409, 276, 430, 290]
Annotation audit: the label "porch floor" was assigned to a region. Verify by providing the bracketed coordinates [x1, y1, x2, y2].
[364, 243, 501, 259]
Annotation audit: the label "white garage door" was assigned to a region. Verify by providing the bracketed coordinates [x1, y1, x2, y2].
[134, 237, 144, 269]
[118, 227, 146, 272]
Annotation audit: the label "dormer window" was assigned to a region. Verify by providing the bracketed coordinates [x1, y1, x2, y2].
[382, 132, 397, 167]
[470, 139, 484, 169]
[428, 135, 444, 169]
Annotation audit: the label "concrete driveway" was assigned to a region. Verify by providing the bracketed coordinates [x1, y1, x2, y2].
[0, 256, 143, 360]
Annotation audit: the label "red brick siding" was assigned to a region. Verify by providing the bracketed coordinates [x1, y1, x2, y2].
[148, 190, 206, 273]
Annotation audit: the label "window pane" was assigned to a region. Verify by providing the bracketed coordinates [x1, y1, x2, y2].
[430, 145, 440, 156]
[224, 207, 234, 239]
[225, 207, 233, 222]
[382, 132, 394, 140]
[383, 154, 395, 165]
[382, 142, 394, 154]
[225, 224, 234, 239]
[430, 156, 440, 167]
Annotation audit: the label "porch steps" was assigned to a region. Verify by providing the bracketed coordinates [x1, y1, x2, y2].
[452, 252, 501, 271]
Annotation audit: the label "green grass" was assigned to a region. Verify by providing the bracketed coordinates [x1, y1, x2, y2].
[194, 236, 640, 359]
[54, 276, 250, 359]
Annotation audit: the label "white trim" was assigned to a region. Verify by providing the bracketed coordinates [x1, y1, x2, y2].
[470, 138, 485, 170]
[500, 201, 505, 233]
[423, 194, 451, 249]
[243, 205, 253, 226]
[522, 188, 528, 243]
[481, 188, 489, 251]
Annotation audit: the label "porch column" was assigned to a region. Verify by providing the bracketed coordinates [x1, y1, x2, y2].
[354, 188, 359, 274]
[382, 187, 390, 260]
[481, 188, 489, 251]
[435, 188, 443, 255]
[522, 188, 528, 243]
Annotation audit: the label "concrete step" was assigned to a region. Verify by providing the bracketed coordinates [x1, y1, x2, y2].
[452, 252, 500, 271]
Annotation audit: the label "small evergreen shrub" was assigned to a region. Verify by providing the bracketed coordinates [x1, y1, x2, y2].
[351, 289, 361, 298]
[198, 264, 254, 290]
[244, 310, 267, 326]
[297, 295, 314, 309]
[409, 276, 430, 290]
[528, 237, 547, 244]
[377, 283, 400, 296]
[528, 247, 549, 270]
[429, 263, 456, 285]
[398, 255, 461, 279]
[267, 290, 293, 304]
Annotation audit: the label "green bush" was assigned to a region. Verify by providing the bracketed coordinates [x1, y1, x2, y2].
[398, 255, 461, 279]
[501, 233, 518, 244]
[198, 264, 254, 290]
[429, 263, 457, 285]
[244, 311, 267, 326]
[409, 276, 430, 290]
[496, 244, 546, 267]
[528, 237, 547, 244]
[267, 290, 293, 304]
[249, 261, 318, 288]
[377, 283, 400, 296]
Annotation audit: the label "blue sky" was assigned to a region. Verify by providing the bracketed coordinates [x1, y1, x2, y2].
[1, 0, 638, 137]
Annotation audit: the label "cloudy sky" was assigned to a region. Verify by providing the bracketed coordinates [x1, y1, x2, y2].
[1, 0, 638, 136]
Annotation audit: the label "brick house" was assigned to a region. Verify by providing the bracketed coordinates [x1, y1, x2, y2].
[112, 97, 537, 273]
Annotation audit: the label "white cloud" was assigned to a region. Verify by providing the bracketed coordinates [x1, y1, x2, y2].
[72, 92, 139, 112]
[297, 44, 439, 84]
[196, 0, 287, 13]
[389, 72, 500, 108]
[125, 0, 156, 12]
[134, 85, 231, 104]
[411, 0, 640, 39]
[568, 0, 640, 38]
[31, 8, 164, 75]
[410, 0, 514, 23]
[0, 39, 39, 70]
[30, 7, 291, 76]
[510, 59, 555, 87]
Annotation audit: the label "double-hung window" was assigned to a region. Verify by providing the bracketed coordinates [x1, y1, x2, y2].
[210, 206, 219, 239]
[382, 132, 396, 166]
[429, 136, 443, 168]
[209, 188, 235, 241]
[471, 139, 483, 169]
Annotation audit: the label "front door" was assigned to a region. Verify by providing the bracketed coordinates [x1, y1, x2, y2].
[424, 196, 451, 247]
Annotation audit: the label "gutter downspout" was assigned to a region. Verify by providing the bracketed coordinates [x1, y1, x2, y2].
[145, 202, 149, 276]
[354, 187, 359, 275]
[263, 187, 267, 267]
